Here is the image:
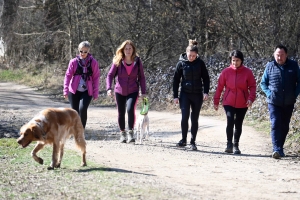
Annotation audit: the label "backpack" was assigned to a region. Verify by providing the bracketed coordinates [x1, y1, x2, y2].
[74, 58, 93, 81]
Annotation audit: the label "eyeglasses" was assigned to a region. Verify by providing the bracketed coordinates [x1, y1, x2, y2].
[80, 51, 88, 54]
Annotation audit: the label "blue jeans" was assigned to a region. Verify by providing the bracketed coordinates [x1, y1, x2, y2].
[268, 103, 294, 152]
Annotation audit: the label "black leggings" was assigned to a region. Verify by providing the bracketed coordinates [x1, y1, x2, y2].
[223, 105, 248, 144]
[68, 90, 92, 128]
[115, 92, 139, 131]
[179, 91, 203, 144]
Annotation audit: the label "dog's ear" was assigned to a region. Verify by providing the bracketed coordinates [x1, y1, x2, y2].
[30, 125, 42, 140]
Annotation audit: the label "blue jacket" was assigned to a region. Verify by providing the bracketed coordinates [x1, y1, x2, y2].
[260, 59, 300, 106]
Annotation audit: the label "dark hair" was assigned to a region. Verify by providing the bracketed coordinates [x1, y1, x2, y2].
[275, 44, 287, 54]
[230, 50, 244, 64]
[186, 39, 198, 53]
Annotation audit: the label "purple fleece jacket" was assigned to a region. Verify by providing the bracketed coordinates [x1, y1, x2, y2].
[106, 57, 146, 96]
[63, 54, 100, 99]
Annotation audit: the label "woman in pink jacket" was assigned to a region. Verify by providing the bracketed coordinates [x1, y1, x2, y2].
[63, 41, 100, 128]
[106, 40, 146, 144]
[214, 50, 256, 154]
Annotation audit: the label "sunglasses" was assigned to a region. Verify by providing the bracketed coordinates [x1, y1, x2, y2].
[80, 50, 88, 54]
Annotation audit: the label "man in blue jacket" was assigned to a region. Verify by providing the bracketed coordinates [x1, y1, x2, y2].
[260, 44, 300, 159]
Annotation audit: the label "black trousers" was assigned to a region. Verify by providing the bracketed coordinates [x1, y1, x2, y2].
[223, 105, 248, 144]
[68, 90, 92, 128]
[179, 91, 203, 144]
[115, 92, 139, 131]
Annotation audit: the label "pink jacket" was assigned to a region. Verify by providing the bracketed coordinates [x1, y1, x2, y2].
[106, 57, 146, 96]
[214, 65, 256, 108]
[63, 54, 100, 99]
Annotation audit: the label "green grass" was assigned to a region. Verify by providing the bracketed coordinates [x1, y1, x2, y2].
[0, 138, 178, 199]
[244, 116, 270, 135]
[0, 69, 23, 81]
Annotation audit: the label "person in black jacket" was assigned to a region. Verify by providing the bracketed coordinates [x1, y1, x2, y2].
[173, 39, 210, 150]
[260, 44, 300, 159]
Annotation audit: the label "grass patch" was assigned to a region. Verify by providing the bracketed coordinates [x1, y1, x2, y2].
[0, 69, 23, 82]
[244, 116, 270, 135]
[0, 138, 179, 200]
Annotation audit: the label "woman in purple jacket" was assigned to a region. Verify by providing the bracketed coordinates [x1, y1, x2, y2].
[106, 40, 146, 143]
[63, 41, 100, 128]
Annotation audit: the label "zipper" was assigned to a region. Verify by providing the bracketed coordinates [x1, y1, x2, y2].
[234, 70, 237, 106]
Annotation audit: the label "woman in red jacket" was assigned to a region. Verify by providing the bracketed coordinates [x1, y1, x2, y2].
[213, 50, 256, 154]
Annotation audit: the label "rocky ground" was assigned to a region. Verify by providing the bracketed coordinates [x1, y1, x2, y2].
[1, 82, 300, 200]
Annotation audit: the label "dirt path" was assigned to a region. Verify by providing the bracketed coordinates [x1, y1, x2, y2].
[1, 82, 300, 199]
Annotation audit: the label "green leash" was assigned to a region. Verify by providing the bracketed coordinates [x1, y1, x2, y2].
[140, 97, 149, 115]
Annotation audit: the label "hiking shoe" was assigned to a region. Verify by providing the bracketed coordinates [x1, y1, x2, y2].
[190, 143, 197, 151]
[272, 151, 281, 159]
[233, 146, 241, 154]
[225, 142, 233, 153]
[233, 143, 241, 154]
[127, 130, 135, 143]
[279, 150, 285, 157]
[120, 131, 127, 143]
[176, 140, 187, 147]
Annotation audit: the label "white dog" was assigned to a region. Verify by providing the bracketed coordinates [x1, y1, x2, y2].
[136, 113, 149, 144]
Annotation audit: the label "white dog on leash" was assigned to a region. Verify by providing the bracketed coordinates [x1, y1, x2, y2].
[136, 113, 149, 144]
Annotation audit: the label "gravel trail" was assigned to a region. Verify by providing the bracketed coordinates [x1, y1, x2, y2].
[1, 82, 300, 200]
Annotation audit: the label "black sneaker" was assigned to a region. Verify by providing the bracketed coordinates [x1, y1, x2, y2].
[233, 146, 241, 154]
[225, 142, 233, 153]
[176, 140, 187, 147]
[190, 143, 197, 151]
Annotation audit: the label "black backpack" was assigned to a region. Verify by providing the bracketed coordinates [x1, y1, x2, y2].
[74, 59, 93, 81]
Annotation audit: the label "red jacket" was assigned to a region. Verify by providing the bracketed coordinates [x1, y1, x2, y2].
[214, 65, 256, 108]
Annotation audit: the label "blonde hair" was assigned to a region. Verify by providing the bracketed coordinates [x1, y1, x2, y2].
[113, 40, 137, 66]
[186, 39, 198, 53]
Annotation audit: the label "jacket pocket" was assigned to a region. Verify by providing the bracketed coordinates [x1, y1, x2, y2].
[224, 89, 230, 101]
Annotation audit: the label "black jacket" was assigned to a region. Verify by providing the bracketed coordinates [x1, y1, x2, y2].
[173, 53, 210, 98]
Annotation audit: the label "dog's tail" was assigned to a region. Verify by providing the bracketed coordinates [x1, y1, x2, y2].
[73, 119, 86, 153]
[75, 133, 86, 153]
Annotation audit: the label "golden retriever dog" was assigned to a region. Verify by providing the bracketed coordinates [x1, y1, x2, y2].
[17, 108, 86, 170]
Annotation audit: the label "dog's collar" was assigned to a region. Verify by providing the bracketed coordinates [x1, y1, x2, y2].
[36, 122, 47, 140]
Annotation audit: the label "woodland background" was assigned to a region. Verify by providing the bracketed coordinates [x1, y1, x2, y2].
[0, 0, 300, 149]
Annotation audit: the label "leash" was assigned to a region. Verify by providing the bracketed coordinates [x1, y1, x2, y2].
[140, 97, 149, 115]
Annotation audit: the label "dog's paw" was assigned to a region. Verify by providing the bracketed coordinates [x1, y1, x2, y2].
[47, 166, 54, 170]
[81, 162, 87, 167]
[37, 158, 43, 165]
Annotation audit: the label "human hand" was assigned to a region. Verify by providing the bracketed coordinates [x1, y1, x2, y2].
[246, 100, 253, 108]
[214, 104, 218, 111]
[174, 98, 179, 104]
[203, 93, 209, 101]
[64, 95, 68, 100]
[140, 94, 147, 99]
